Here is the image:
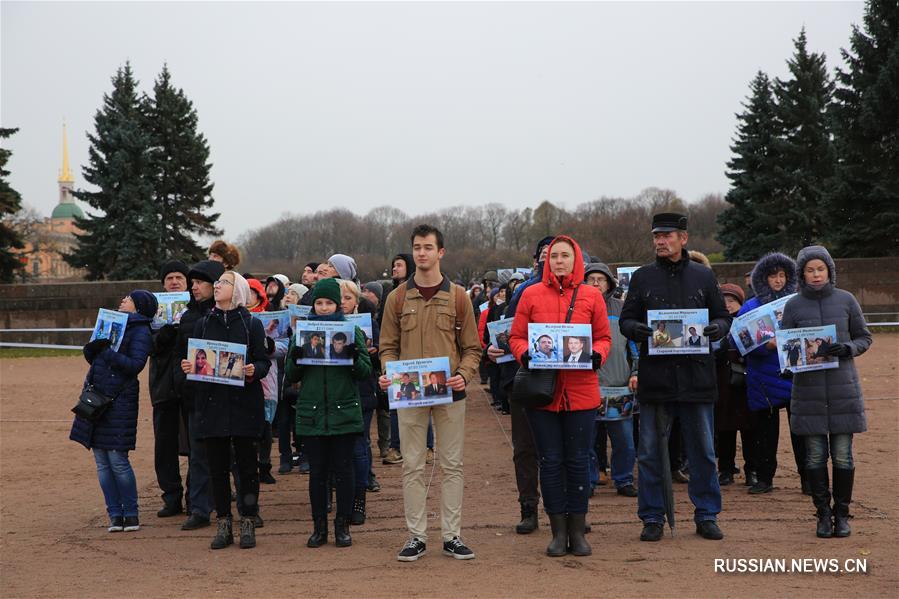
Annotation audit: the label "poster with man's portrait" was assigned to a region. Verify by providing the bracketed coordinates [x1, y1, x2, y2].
[647, 309, 709, 355]
[527, 323, 593, 370]
[294, 321, 356, 366]
[775, 325, 839, 374]
[385, 356, 453, 409]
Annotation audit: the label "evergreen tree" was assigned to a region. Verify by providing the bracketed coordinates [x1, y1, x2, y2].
[827, 0, 899, 257]
[66, 63, 159, 280]
[146, 65, 221, 262]
[771, 28, 837, 255]
[0, 127, 26, 282]
[717, 72, 784, 260]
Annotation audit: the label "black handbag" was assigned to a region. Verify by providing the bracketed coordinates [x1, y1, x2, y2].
[72, 384, 115, 422]
[510, 285, 580, 409]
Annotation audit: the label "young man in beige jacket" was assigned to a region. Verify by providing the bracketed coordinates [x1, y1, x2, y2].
[378, 224, 482, 562]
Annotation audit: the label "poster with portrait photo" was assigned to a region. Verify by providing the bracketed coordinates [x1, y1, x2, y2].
[515, 267, 533, 277]
[775, 325, 839, 374]
[288, 304, 312, 330]
[255, 310, 290, 342]
[729, 294, 796, 356]
[385, 356, 453, 409]
[186, 338, 246, 387]
[616, 266, 639, 296]
[487, 317, 515, 364]
[647, 309, 709, 355]
[598, 386, 638, 421]
[345, 313, 374, 349]
[89, 308, 129, 352]
[294, 321, 356, 366]
[151, 292, 191, 329]
[527, 323, 593, 370]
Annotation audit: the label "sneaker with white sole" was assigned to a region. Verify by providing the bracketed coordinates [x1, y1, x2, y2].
[123, 516, 140, 532]
[442, 536, 475, 560]
[108, 516, 124, 532]
[397, 537, 426, 562]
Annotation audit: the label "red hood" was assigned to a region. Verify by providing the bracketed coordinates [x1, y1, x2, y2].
[246, 278, 269, 312]
[541, 235, 586, 290]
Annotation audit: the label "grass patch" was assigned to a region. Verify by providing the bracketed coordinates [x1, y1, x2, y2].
[0, 348, 82, 359]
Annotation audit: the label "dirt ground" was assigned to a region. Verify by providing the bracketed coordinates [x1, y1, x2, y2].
[1, 336, 897, 598]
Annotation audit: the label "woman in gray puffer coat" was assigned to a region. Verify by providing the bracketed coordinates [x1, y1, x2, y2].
[781, 246, 872, 539]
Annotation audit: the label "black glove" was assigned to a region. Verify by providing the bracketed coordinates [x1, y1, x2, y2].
[633, 323, 653, 342]
[155, 324, 177, 348]
[84, 338, 111, 353]
[703, 323, 724, 341]
[519, 352, 531, 370]
[821, 342, 851, 358]
[346, 343, 359, 358]
[591, 351, 603, 370]
[780, 369, 794, 380]
[289, 344, 303, 360]
[265, 336, 275, 355]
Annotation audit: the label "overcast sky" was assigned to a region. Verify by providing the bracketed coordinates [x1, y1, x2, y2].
[2, 1, 864, 238]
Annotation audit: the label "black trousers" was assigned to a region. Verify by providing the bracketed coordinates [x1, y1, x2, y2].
[511, 400, 540, 503]
[152, 401, 184, 508]
[752, 406, 807, 484]
[717, 429, 758, 475]
[206, 436, 259, 518]
[305, 434, 356, 520]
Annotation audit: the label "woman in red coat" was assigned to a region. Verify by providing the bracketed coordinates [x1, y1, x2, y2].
[509, 235, 611, 557]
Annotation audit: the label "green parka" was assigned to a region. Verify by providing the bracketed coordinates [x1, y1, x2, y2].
[285, 326, 372, 437]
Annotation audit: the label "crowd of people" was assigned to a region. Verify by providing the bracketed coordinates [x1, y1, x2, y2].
[69, 213, 873, 557]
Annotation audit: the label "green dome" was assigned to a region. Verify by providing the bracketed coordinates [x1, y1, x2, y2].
[51, 202, 84, 220]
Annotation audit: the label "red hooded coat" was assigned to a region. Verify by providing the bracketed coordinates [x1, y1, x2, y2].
[509, 236, 611, 412]
[246, 278, 269, 313]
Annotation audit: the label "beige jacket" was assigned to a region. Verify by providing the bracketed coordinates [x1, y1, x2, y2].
[379, 276, 482, 396]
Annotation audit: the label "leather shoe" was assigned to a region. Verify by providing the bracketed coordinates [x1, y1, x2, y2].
[718, 472, 734, 486]
[157, 504, 183, 518]
[181, 513, 210, 531]
[640, 522, 664, 542]
[748, 480, 774, 494]
[696, 521, 724, 540]
[617, 484, 638, 497]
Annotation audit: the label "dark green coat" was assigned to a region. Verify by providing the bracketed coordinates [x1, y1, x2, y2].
[285, 326, 372, 437]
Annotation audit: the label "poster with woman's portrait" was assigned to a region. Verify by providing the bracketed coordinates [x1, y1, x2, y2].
[728, 293, 796, 356]
[186, 339, 246, 387]
[255, 310, 290, 341]
[647, 309, 709, 355]
[89, 308, 129, 352]
[152, 292, 191, 329]
[775, 325, 839, 373]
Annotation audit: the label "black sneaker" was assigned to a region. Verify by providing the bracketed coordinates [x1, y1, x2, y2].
[748, 480, 774, 494]
[397, 537, 427, 562]
[157, 503, 183, 518]
[640, 522, 664, 542]
[123, 516, 140, 532]
[181, 513, 210, 531]
[442, 536, 475, 560]
[108, 516, 125, 532]
[617, 484, 638, 497]
[696, 520, 724, 540]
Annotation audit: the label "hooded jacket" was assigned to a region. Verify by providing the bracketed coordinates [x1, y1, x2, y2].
[585, 263, 639, 387]
[391, 254, 415, 290]
[508, 236, 612, 412]
[328, 254, 358, 282]
[265, 276, 287, 310]
[738, 252, 798, 411]
[619, 248, 732, 404]
[783, 246, 872, 435]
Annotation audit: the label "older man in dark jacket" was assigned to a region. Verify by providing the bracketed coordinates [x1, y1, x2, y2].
[620, 213, 732, 542]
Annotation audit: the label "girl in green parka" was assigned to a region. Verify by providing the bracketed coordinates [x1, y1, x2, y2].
[284, 278, 372, 549]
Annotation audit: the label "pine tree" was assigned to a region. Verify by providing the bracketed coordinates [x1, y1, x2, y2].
[771, 28, 837, 255]
[65, 63, 159, 280]
[146, 65, 221, 262]
[0, 127, 26, 282]
[717, 72, 784, 260]
[827, 0, 899, 257]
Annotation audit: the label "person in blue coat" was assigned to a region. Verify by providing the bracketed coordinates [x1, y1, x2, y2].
[70, 290, 157, 533]
[737, 252, 807, 495]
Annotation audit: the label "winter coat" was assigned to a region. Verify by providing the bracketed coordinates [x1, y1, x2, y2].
[149, 324, 182, 406]
[70, 313, 153, 451]
[739, 252, 798, 412]
[714, 336, 752, 432]
[508, 236, 612, 412]
[585, 263, 639, 388]
[619, 249, 732, 404]
[188, 306, 271, 439]
[356, 317, 381, 412]
[783, 246, 872, 436]
[284, 324, 372, 436]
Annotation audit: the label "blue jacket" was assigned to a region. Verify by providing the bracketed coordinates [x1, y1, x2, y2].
[70, 313, 153, 450]
[738, 252, 797, 412]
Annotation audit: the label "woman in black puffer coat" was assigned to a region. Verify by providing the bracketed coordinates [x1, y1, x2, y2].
[70, 290, 157, 533]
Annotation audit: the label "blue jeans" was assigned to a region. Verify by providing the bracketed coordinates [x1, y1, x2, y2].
[354, 408, 375, 492]
[527, 408, 595, 515]
[637, 402, 720, 524]
[93, 449, 139, 519]
[805, 434, 853, 470]
[608, 418, 636, 487]
[390, 409, 433, 451]
[187, 409, 211, 518]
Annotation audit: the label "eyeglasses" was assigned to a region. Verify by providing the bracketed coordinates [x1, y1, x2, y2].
[213, 279, 234, 287]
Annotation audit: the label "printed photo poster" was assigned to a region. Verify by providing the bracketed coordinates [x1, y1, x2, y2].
[527, 323, 593, 370]
[647, 309, 710, 355]
[89, 308, 129, 352]
[386, 357, 454, 409]
[729, 294, 797, 356]
[345, 313, 374, 348]
[487, 317, 515, 364]
[288, 304, 312, 330]
[152, 292, 191, 329]
[186, 339, 246, 387]
[616, 267, 639, 295]
[294, 321, 356, 366]
[479, 301, 489, 314]
[515, 267, 533, 278]
[598, 386, 638, 421]
[775, 325, 840, 374]
[255, 310, 290, 342]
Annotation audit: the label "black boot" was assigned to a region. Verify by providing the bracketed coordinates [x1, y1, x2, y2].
[259, 463, 276, 485]
[334, 516, 352, 547]
[210, 516, 233, 550]
[807, 467, 833, 538]
[567, 513, 592, 557]
[239, 517, 256, 549]
[307, 517, 328, 548]
[832, 467, 854, 538]
[799, 469, 811, 496]
[351, 490, 366, 525]
[515, 499, 538, 534]
[546, 513, 568, 557]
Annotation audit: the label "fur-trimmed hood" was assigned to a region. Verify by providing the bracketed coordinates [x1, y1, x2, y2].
[750, 252, 798, 305]
[796, 245, 836, 288]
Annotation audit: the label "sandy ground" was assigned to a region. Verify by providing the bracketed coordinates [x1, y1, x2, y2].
[1, 336, 897, 598]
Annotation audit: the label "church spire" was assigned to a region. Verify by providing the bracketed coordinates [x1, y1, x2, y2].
[59, 122, 74, 183]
